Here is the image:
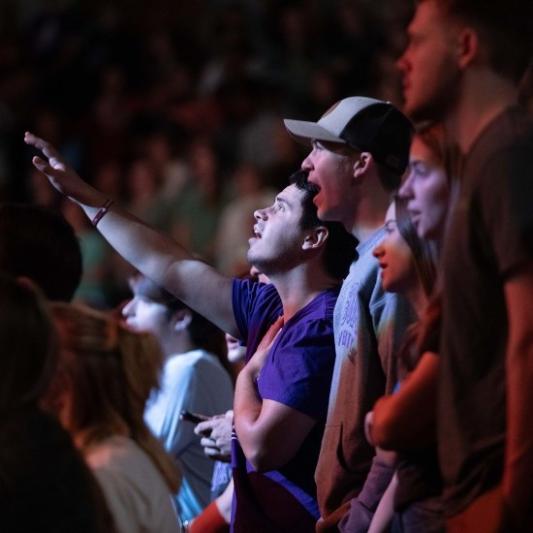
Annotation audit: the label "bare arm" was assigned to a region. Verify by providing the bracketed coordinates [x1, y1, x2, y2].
[371, 352, 439, 451]
[367, 472, 399, 533]
[234, 374, 316, 472]
[503, 265, 533, 528]
[234, 317, 316, 471]
[25, 132, 238, 335]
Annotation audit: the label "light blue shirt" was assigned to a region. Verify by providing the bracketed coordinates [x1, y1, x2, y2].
[145, 349, 233, 523]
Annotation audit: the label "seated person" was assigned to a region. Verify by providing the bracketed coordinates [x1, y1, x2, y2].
[0, 273, 114, 533]
[0, 202, 82, 301]
[123, 273, 234, 522]
[25, 132, 358, 531]
[45, 302, 182, 533]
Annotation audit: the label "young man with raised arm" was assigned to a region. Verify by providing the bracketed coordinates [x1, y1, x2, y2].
[25, 133, 357, 533]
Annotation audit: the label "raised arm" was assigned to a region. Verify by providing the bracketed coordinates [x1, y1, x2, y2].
[24, 132, 238, 336]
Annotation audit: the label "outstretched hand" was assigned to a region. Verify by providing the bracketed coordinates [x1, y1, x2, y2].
[24, 132, 104, 206]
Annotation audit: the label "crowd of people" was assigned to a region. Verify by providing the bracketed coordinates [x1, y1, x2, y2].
[1, 0, 533, 532]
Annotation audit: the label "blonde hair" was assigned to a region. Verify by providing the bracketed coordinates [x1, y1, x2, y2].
[48, 303, 180, 493]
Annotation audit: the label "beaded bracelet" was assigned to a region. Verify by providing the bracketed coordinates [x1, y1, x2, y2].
[91, 198, 114, 228]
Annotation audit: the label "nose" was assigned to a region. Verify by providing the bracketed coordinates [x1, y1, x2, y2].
[396, 50, 409, 74]
[301, 151, 314, 171]
[398, 171, 414, 200]
[122, 299, 135, 318]
[373, 244, 384, 260]
[254, 207, 267, 221]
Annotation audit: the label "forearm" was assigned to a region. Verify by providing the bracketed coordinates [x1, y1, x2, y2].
[338, 456, 396, 533]
[234, 366, 264, 467]
[372, 352, 438, 451]
[367, 472, 398, 533]
[88, 202, 190, 289]
[504, 338, 533, 528]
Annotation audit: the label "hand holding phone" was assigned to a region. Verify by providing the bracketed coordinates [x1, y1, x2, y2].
[180, 410, 209, 424]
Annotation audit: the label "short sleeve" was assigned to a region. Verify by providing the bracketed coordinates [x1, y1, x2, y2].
[257, 318, 335, 420]
[232, 279, 283, 357]
[481, 140, 533, 277]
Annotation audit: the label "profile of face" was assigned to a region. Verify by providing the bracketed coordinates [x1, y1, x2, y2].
[247, 183, 311, 274]
[373, 203, 415, 294]
[301, 141, 356, 227]
[397, 0, 461, 122]
[398, 135, 448, 240]
[122, 295, 169, 339]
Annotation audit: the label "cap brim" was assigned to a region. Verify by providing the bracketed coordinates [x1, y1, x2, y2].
[283, 119, 346, 147]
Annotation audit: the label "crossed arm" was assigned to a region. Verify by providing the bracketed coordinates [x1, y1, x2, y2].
[25, 132, 238, 336]
[234, 317, 317, 471]
[370, 352, 439, 451]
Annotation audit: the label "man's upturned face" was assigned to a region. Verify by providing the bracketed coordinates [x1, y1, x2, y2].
[399, 136, 449, 240]
[397, 0, 461, 122]
[247, 184, 310, 274]
[301, 141, 357, 228]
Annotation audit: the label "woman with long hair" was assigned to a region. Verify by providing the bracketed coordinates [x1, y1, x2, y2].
[46, 302, 182, 533]
[0, 273, 114, 533]
[363, 126, 452, 533]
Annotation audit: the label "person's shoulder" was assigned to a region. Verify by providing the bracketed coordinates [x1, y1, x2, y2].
[188, 349, 232, 381]
[470, 107, 533, 174]
[85, 436, 132, 471]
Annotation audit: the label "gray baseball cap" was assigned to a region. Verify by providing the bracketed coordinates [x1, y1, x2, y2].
[284, 96, 413, 176]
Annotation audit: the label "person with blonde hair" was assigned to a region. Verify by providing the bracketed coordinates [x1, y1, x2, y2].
[46, 302, 182, 533]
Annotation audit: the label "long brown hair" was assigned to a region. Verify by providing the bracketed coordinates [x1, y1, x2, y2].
[48, 303, 180, 493]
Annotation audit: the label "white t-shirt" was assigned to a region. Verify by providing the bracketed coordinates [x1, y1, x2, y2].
[144, 349, 233, 522]
[86, 436, 181, 533]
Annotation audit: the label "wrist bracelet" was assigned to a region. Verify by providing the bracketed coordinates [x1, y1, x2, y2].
[91, 199, 114, 228]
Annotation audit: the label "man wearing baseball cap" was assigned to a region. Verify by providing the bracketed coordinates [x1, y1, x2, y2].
[284, 97, 415, 531]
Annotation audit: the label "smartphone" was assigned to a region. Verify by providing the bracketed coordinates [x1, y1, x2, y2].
[180, 410, 210, 424]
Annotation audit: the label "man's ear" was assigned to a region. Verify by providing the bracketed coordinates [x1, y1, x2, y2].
[302, 226, 329, 250]
[171, 308, 192, 333]
[456, 26, 479, 70]
[352, 152, 373, 181]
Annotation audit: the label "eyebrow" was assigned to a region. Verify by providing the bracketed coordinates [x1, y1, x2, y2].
[275, 195, 292, 209]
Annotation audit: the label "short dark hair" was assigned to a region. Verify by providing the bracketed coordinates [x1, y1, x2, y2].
[290, 170, 358, 280]
[128, 274, 227, 363]
[0, 203, 82, 301]
[430, 0, 532, 83]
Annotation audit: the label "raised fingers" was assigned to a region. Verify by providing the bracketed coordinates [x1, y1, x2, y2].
[24, 131, 60, 160]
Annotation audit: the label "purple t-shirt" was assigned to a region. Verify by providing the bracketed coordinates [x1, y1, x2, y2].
[231, 278, 338, 532]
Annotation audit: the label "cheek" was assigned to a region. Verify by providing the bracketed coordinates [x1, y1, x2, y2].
[387, 243, 414, 289]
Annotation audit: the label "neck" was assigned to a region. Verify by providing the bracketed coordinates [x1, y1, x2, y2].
[351, 173, 390, 240]
[444, 70, 518, 154]
[161, 333, 194, 360]
[269, 263, 336, 322]
[405, 282, 428, 318]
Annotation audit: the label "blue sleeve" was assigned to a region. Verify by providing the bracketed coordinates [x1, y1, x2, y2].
[258, 318, 335, 421]
[231, 278, 258, 341]
[231, 278, 283, 355]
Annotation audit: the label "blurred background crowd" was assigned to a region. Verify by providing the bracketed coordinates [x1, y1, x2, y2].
[0, 0, 416, 308]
